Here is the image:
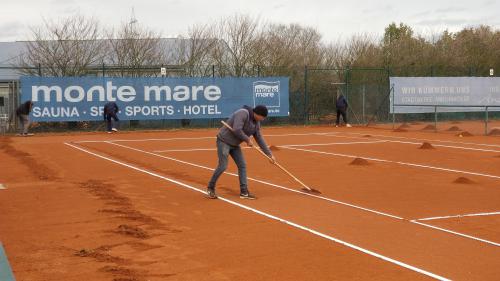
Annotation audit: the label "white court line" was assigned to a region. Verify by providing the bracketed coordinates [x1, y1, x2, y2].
[154, 148, 217, 152]
[380, 140, 500, 153]
[282, 140, 388, 147]
[415, 211, 500, 222]
[154, 147, 257, 152]
[75, 130, 500, 154]
[280, 146, 500, 180]
[323, 133, 500, 153]
[343, 132, 500, 148]
[152, 140, 388, 152]
[75, 136, 216, 143]
[104, 141, 403, 220]
[102, 141, 500, 248]
[64, 141, 451, 281]
[74, 132, 332, 144]
[410, 221, 500, 247]
[153, 141, 387, 152]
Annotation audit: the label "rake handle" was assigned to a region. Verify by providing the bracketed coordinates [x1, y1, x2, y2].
[220, 121, 312, 191]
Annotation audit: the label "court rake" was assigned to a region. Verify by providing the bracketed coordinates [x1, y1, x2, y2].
[221, 121, 321, 195]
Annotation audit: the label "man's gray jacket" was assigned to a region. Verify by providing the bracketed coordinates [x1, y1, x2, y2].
[217, 105, 272, 156]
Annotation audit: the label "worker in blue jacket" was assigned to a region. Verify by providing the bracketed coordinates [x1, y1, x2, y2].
[103, 101, 120, 133]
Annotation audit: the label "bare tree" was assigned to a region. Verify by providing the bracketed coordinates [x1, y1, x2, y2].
[106, 21, 167, 77]
[18, 14, 105, 76]
[209, 14, 264, 77]
[174, 24, 219, 77]
[260, 24, 304, 70]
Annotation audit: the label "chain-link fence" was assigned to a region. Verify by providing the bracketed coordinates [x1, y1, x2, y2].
[1, 64, 499, 134]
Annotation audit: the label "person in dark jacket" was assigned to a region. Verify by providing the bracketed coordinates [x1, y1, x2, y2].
[207, 105, 276, 200]
[16, 100, 34, 136]
[103, 101, 119, 133]
[335, 93, 351, 127]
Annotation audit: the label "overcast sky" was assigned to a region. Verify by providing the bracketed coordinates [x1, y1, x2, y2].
[1, 0, 499, 43]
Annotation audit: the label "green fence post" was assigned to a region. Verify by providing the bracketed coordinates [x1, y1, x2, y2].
[362, 84, 366, 124]
[304, 65, 308, 124]
[345, 67, 350, 105]
[391, 85, 395, 129]
[434, 106, 438, 132]
[485, 106, 489, 135]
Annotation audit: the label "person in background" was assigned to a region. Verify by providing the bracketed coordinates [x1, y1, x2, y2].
[335, 93, 351, 127]
[16, 100, 34, 136]
[207, 105, 276, 200]
[103, 101, 119, 133]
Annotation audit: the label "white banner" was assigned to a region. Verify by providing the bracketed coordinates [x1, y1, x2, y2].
[390, 77, 500, 113]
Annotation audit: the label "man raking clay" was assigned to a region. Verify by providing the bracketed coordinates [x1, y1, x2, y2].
[206, 105, 275, 199]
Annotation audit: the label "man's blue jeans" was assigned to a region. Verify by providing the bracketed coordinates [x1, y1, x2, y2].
[208, 138, 248, 193]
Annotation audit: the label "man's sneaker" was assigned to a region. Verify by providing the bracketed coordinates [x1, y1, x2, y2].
[346, 124, 352, 128]
[111, 128, 118, 132]
[239, 192, 256, 200]
[206, 188, 217, 199]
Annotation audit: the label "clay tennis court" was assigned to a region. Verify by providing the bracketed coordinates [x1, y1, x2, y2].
[1, 122, 499, 280]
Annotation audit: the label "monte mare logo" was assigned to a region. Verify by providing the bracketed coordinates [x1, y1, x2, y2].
[253, 81, 280, 108]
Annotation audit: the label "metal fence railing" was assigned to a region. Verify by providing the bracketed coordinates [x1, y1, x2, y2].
[391, 105, 500, 135]
[0, 64, 499, 134]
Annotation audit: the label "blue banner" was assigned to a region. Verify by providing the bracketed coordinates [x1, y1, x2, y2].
[20, 76, 289, 121]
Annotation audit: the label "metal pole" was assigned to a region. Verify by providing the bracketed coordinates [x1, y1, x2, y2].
[304, 65, 308, 124]
[345, 67, 350, 106]
[362, 84, 366, 124]
[485, 106, 489, 135]
[434, 106, 438, 132]
[391, 85, 395, 129]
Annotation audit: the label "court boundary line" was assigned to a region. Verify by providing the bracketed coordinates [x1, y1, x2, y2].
[415, 211, 500, 221]
[75, 136, 216, 143]
[278, 140, 388, 147]
[280, 146, 500, 180]
[341, 132, 500, 148]
[64, 141, 451, 281]
[89, 141, 500, 247]
[323, 133, 500, 153]
[376, 140, 500, 153]
[74, 131, 500, 154]
[410, 221, 500, 247]
[152, 140, 387, 153]
[73, 133, 332, 144]
[154, 148, 217, 152]
[103, 141, 404, 220]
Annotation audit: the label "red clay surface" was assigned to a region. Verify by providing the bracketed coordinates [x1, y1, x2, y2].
[0, 123, 499, 281]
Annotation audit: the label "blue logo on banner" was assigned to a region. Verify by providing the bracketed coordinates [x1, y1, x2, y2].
[253, 81, 280, 107]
